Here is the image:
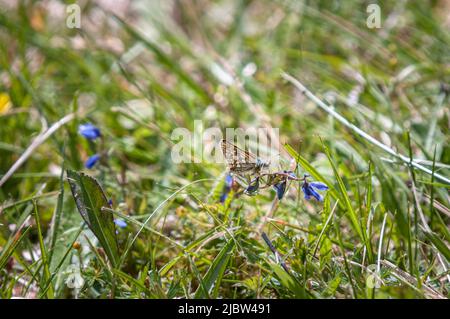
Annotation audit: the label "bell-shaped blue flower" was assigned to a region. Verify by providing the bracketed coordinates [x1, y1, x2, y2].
[220, 174, 234, 203]
[84, 154, 100, 169]
[309, 182, 329, 190]
[78, 123, 101, 140]
[224, 174, 233, 188]
[244, 177, 260, 196]
[273, 181, 287, 200]
[114, 218, 127, 228]
[301, 180, 328, 202]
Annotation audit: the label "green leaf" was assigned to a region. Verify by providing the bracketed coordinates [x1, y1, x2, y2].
[271, 264, 308, 298]
[324, 274, 342, 297]
[112, 269, 154, 298]
[194, 239, 235, 298]
[66, 169, 119, 267]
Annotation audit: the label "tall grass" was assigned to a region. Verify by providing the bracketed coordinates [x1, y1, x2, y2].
[0, 0, 449, 299]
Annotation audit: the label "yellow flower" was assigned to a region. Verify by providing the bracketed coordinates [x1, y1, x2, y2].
[0, 93, 12, 114]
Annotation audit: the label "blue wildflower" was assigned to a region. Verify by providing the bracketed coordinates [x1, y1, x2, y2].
[273, 181, 287, 200]
[78, 123, 101, 140]
[271, 171, 297, 200]
[244, 177, 260, 196]
[224, 174, 233, 188]
[84, 154, 100, 169]
[301, 177, 328, 202]
[114, 218, 127, 228]
[220, 174, 234, 203]
[219, 194, 227, 203]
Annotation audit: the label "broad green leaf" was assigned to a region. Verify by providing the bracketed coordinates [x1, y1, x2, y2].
[324, 274, 342, 297]
[270, 264, 308, 299]
[66, 170, 119, 267]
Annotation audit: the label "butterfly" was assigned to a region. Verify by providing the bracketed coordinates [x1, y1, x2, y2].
[220, 140, 329, 201]
[221, 139, 270, 176]
[221, 139, 293, 196]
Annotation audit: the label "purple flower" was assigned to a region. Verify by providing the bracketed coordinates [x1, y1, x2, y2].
[78, 123, 101, 140]
[84, 154, 100, 169]
[273, 181, 287, 200]
[301, 179, 329, 202]
[244, 177, 260, 196]
[114, 218, 127, 228]
[224, 174, 233, 188]
[271, 171, 296, 200]
[220, 174, 234, 203]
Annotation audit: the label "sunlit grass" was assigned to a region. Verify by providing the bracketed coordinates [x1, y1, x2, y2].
[0, 0, 449, 299]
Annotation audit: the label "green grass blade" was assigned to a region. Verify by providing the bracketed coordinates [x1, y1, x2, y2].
[0, 226, 31, 271]
[423, 230, 450, 262]
[194, 239, 235, 298]
[270, 264, 308, 299]
[33, 201, 54, 298]
[322, 143, 364, 242]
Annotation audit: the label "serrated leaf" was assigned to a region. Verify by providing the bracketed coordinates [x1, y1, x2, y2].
[66, 169, 119, 267]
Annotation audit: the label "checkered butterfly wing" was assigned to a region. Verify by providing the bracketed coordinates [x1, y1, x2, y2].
[221, 139, 263, 174]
